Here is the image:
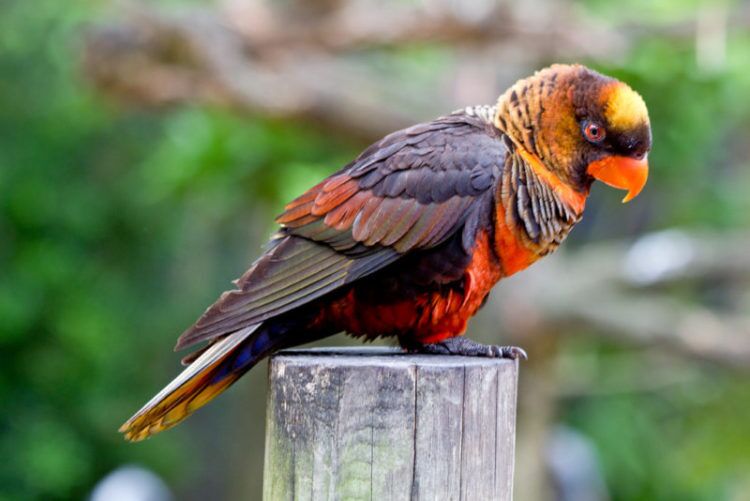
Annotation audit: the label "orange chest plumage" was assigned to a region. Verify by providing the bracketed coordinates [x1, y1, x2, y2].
[492, 197, 539, 276]
[319, 230, 504, 344]
[494, 147, 587, 276]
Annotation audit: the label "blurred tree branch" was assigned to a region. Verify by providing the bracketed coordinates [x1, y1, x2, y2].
[81, 0, 750, 138]
[82, 0, 625, 137]
[487, 230, 750, 370]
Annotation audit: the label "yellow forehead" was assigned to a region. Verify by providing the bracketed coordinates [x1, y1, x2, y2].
[603, 83, 649, 131]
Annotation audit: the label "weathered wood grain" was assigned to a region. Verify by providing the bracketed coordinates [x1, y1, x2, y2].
[263, 347, 518, 501]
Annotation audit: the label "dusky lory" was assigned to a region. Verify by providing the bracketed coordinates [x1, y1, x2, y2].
[121, 64, 651, 441]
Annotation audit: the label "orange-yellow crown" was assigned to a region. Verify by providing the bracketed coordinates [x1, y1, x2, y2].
[603, 82, 649, 131]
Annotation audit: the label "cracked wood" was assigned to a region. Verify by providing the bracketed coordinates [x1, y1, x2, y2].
[263, 347, 518, 501]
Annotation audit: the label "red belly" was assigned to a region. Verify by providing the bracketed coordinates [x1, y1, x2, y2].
[319, 230, 504, 345]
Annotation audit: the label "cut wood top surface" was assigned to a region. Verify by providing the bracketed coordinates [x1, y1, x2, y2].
[273, 346, 520, 368]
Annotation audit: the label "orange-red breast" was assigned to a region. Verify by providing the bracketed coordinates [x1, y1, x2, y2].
[121, 64, 651, 441]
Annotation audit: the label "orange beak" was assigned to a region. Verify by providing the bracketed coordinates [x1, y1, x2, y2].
[587, 155, 649, 203]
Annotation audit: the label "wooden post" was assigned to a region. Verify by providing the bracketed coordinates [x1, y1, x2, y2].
[263, 347, 519, 501]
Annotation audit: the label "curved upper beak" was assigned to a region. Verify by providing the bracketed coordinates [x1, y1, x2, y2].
[587, 154, 649, 203]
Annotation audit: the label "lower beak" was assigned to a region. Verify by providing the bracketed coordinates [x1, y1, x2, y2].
[587, 155, 649, 203]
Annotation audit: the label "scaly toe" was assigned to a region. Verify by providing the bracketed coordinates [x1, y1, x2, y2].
[499, 346, 528, 360]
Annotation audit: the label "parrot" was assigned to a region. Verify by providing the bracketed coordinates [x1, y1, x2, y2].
[121, 64, 651, 441]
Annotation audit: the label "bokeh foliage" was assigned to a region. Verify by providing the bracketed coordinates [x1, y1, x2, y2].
[1, 0, 748, 500]
[0, 2, 356, 499]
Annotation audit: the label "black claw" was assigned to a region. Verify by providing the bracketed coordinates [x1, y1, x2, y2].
[501, 346, 528, 360]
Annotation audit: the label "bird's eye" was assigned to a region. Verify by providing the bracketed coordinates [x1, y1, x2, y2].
[583, 121, 606, 143]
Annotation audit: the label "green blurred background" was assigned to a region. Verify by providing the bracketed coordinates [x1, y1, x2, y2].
[1, 0, 749, 499]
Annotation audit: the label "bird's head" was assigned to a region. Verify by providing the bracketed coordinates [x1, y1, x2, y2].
[496, 64, 652, 202]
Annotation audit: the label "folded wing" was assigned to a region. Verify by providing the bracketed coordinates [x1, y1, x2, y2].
[176, 114, 506, 350]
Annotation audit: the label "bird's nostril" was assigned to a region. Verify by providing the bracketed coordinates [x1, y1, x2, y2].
[627, 140, 647, 159]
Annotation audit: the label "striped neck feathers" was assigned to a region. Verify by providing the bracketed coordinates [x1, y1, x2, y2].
[501, 148, 583, 253]
[493, 68, 591, 214]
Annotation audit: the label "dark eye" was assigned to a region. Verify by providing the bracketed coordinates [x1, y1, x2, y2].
[583, 121, 606, 143]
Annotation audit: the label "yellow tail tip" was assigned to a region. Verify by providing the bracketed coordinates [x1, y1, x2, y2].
[119, 326, 258, 442]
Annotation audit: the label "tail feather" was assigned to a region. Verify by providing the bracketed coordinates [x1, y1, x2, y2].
[120, 324, 261, 441]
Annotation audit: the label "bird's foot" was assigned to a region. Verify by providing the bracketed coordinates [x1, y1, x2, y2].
[410, 337, 527, 360]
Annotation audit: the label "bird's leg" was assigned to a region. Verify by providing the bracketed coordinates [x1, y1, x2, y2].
[411, 336, 527, 360]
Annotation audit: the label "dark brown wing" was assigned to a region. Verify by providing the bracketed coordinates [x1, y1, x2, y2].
[175, 113, 506, 350]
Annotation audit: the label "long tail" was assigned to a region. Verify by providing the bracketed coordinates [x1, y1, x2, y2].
[121, 323, 272, 441]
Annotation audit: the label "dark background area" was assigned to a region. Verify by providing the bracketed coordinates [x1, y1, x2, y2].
[1, 0, 749, 499]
